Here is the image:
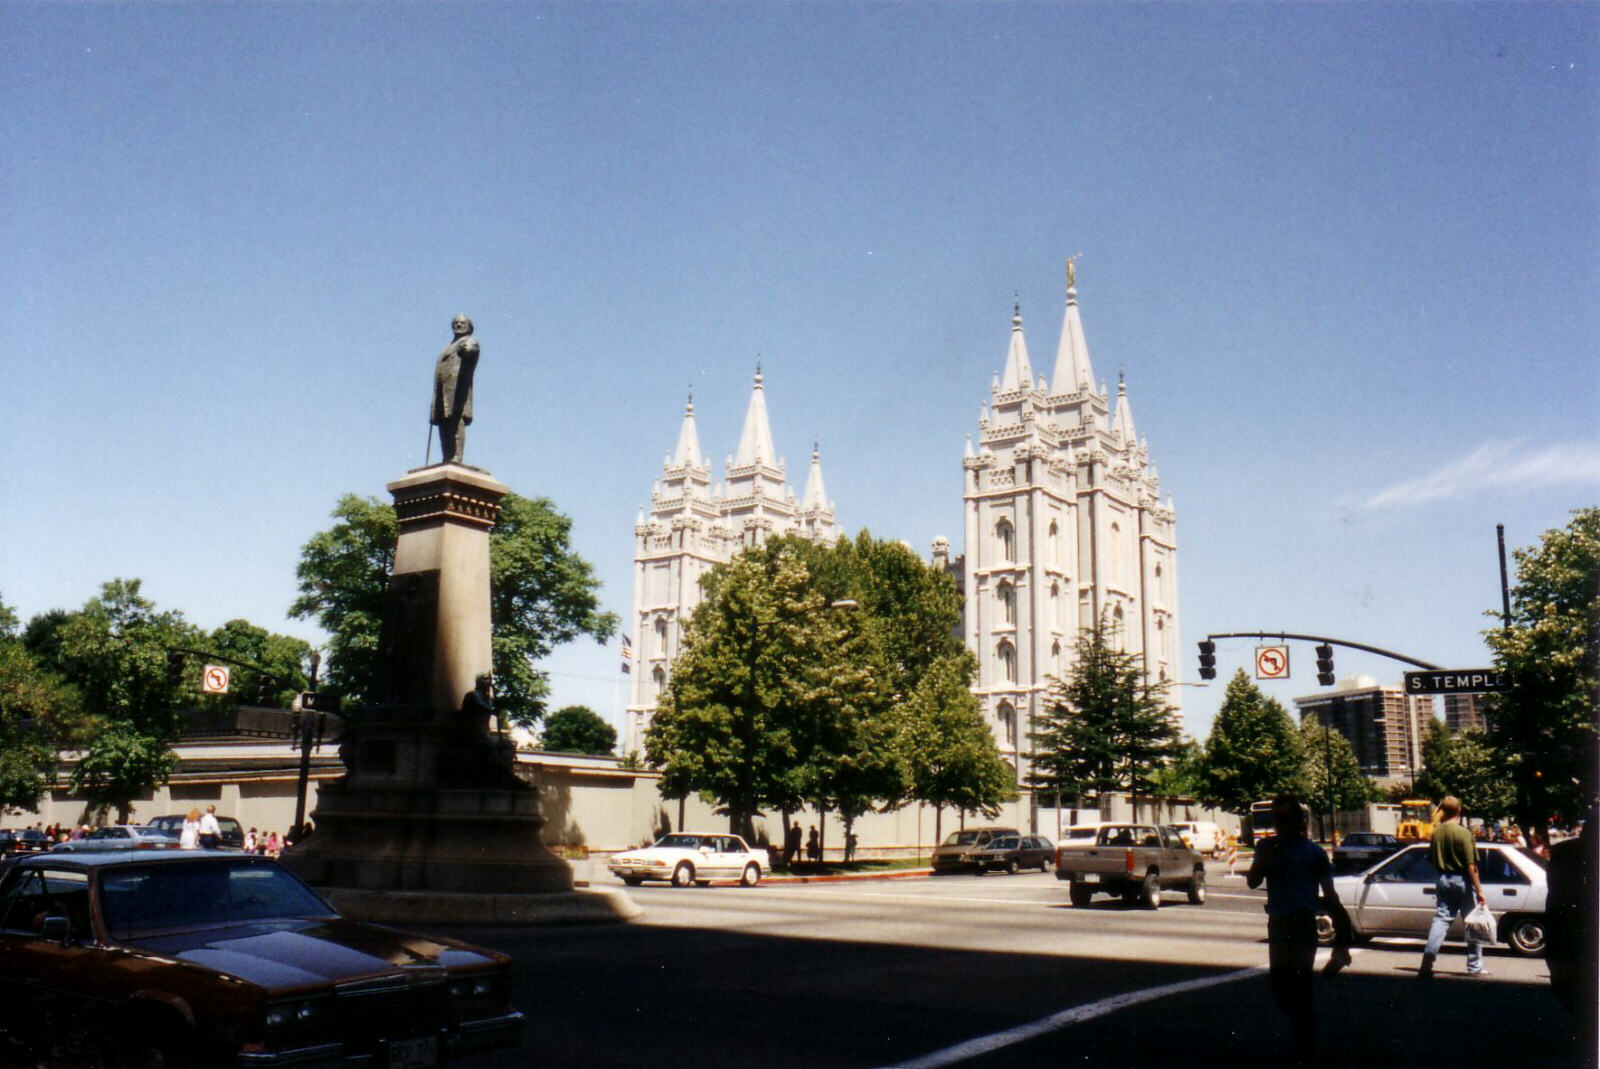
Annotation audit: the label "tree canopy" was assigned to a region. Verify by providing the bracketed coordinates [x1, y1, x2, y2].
[291, 492, 617, 728]
[1196, 670, 1307, 815]
[540, 705, 618, 755]
[0, 594, 81, 814]
[1029, 615, 1180, 817]
[1483, 507, 1600, 825]
[1297, 718, 1379, 838]
[1416, 718, 1513, 820]
[646, 532, 1013, 839]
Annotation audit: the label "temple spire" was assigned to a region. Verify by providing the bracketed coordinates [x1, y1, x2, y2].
[734, 363, 777, 465]
[1113, 371, 1136, 442]
[672, 389, 702, 467]
[801, 440, 828, 510]
[999, 301, 1034, 391]
[1051, 256, 1095, 393]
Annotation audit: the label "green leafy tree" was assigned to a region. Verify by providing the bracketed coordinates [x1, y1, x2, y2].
[894, 652, 1016, 839]
[646, 540, 841, 839]
[24, 580, 197, 823]
[1483, 507, 1600, 826]
[206, 619, 314, 708]
[0, 595, 82, 814]
[1416, 718, 1514, 821]
[1297, 718, 1380, 840]
[1031, 617, 1181, 820]
[1149, 737, 1207, 800]
[291, 492, 617, 728]
[1197, 670, 1307, 815]
[540, 705, 618, 755]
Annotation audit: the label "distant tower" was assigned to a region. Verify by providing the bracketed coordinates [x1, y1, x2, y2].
[625, 370, 839, 754]
[961, 264, 1179, 792]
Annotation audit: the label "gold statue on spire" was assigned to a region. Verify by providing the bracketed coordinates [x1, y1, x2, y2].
[1066, 253, 1082, 290]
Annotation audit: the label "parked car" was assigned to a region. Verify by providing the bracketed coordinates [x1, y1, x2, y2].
[0, 831, 18, 858]
[969, 835, 1056, 875]
[146, 812, 246, 848]
[1331, 831, 1403, 874]
[1171, 820, 1225, 858]
[931, 826, 1020, 874]
[607, 833, 764, 887]
[1054, 823, 1207, 908]
[49, 826, 181, 853]
[1317, 841, 1549, 956]
[0, 850, 524, 1066]
[5, 830, 52, 857]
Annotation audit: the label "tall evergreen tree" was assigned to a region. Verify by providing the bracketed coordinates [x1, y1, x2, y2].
[1031, 617, 1180, 819]
[1197, 670, 1307, 816]
[1297, 718, 1379, 840]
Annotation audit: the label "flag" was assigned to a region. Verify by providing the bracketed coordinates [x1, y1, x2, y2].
[620, 634, 632, 673]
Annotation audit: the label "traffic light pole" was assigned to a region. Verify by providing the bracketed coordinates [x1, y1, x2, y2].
[1200, 632, 1442, 671]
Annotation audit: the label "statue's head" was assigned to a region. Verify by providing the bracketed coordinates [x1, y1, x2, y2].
[452, 315, 474, 338]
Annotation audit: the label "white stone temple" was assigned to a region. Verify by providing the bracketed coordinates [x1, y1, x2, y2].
[958, 262, 1179, 784]
[624, 368, 839, 753]
[624, 264, 1179, 789]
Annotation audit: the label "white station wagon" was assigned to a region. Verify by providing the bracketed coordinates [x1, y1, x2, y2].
[608, 833, 764, 888]
[1317, 841, 1548, 956]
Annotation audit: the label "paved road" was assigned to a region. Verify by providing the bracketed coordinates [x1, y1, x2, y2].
[440, 864, 1589, 1068]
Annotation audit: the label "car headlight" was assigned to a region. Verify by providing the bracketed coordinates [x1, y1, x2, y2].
[264, 998, 329, 1029]
[449, 975, 497, 999]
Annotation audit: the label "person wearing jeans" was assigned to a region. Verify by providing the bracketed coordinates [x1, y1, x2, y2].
[1420, 795, 1487, 978]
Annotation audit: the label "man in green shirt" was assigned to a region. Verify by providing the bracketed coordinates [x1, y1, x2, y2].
[1420, 795, 1488, 978]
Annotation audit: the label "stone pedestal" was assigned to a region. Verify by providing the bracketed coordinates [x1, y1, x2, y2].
[282, 464, 629, 923]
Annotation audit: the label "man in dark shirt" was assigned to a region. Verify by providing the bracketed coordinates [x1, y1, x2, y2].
[1419, 795, 1487, 978]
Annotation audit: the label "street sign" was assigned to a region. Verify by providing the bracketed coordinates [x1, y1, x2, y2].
[201, 665, 231, 695]
[1404, 669, 1509, 695]
[1255, 645, 1290, 680]
[299, 691, 340, 713]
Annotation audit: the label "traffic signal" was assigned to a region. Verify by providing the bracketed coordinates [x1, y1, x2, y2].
[1198, 640, 1217, 680]
[1315, 644, 1335, 686]
[166, 650, 186, 692]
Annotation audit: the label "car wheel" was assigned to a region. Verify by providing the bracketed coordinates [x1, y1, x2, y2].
[1005, 858, 1019, 876]
[671, 862, 694, 888]
[1502, 914, 1546, 956]
[1141, 872, 1162, 910]
[740, 863, 761, 887]
[1041, 856, 1054, 874]
[1314, 910, 1337, 946]
[1187, 868, 1206, 904]
[118, 1008, 194, 1069]
[1069, 882, 1093, 907]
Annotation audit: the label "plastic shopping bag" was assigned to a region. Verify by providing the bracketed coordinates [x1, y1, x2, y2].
[1464, 901, 1497, 943]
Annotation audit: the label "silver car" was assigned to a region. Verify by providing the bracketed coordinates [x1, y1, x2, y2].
[1317, 841, 1548, 956]
[49, 826, 181, 852]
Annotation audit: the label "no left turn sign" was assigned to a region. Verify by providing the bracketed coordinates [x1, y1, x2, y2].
[202, 665, 231, 695]
[1255, 645, 1290, 680]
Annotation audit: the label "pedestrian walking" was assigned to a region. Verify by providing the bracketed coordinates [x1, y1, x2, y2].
[1419, 795, 1488, 978]
[1246, 794, 1351, 1066]
[180, 808, 202, 850]
[783, 822, 802, 868]
[198, 805, 222, 849]
[806, 826, 820, 863]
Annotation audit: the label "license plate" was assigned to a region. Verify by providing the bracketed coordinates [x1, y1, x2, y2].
[389, 1036, 437, 1069]
[1080, 873, 1099, 883]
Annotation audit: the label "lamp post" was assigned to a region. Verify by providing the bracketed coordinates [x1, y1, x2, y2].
[291, 650, 322, 844]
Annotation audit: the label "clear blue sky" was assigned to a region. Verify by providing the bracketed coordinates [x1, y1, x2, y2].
[4, 3, 1596, 741]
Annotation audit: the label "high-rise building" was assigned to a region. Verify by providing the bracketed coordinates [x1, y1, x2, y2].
[1295, 676, 1434, 782]
[1442, 692, 1487, 734]
[624, 370, 838, 754]
[959, 264, 1179, 778]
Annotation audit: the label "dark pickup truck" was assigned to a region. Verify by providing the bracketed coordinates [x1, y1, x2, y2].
[1054, 822, 1207, 908]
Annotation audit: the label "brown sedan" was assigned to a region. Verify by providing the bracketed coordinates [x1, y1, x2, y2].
[0, 850, 523, 1066]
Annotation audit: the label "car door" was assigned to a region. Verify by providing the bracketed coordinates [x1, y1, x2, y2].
[0, 866, 104, 1042]
[1475, 846, 1535, 917]
[1353, 846, 1440, 936]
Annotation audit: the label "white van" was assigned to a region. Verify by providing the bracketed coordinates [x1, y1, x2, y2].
[1171, 820, 1224, 857]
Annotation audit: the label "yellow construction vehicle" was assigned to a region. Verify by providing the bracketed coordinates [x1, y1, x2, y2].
[1396, 799, 1436, 841]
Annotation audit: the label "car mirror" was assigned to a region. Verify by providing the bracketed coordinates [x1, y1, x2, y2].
[40, 915, 72, 944]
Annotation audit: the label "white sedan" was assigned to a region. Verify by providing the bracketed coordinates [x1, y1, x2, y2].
[608, 833, 765, 888]
[1316, 841, 1548, 956]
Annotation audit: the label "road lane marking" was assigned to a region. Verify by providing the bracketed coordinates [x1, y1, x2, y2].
[887, 965, 1268, 1068]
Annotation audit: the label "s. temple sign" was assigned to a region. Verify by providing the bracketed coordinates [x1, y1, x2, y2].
[1404, 669, 1510, 695]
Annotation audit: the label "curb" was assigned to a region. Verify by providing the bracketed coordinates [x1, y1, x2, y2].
[763, 867, 933, 885]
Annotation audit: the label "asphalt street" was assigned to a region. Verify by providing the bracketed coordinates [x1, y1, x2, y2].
[437, 862, 1592, 1069]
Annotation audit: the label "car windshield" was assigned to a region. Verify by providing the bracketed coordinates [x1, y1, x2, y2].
[99, 860, 333, 937]
[1064, 828, 1098, 841]
[942, 831, 984, 846]
[654, 834, 710, 849]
